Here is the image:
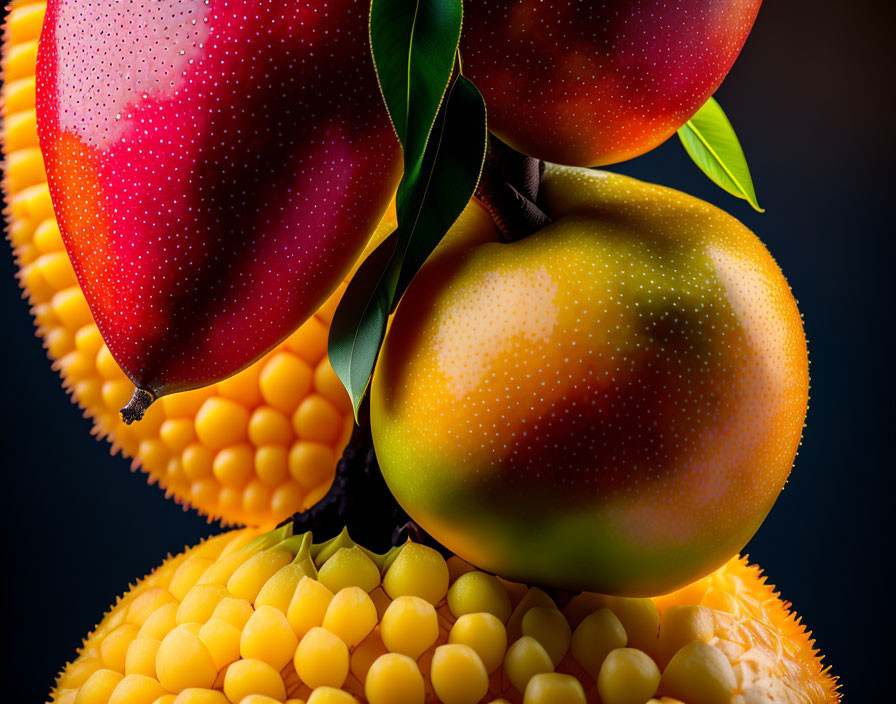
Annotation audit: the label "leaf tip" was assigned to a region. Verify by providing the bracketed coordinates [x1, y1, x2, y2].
[351, 395, 364, 424]
[678, 96, 763, 215]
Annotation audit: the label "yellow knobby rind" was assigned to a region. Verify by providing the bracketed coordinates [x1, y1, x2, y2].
[49, 523, 839, 703]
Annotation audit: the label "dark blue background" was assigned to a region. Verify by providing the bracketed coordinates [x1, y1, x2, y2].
[2, 0, 891, 700]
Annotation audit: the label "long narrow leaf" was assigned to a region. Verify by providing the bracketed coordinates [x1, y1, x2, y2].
[328, 76, 487, 416]
[370, 0, 462, 178]
[394, 76, 487, 298]
[678, 97, 763, 212]
[327, 229, 400, 418]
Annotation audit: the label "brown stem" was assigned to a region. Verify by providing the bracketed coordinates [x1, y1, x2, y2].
[285, 401, 445, 553]
[121, 387, 156, 425]
[475, 134, 552, 241]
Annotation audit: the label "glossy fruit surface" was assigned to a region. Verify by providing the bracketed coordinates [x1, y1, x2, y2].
[35, 0, 401, 406]
[3, 3, 397, 525]
[461, 0, 762, 166]
[372, 165, 809, 596]
[47, 522, 838, 703]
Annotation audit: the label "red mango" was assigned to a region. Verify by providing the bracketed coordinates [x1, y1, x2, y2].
[462, 0, 762, 166]
[36, 0, 401, 421]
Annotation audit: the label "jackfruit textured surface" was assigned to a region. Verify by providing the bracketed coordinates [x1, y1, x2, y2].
[47, 523, 839, 704]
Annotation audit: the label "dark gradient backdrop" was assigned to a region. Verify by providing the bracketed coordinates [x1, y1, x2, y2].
[2, 0, 891, 700]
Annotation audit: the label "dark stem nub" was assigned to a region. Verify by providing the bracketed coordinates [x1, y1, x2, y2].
[284, 404, 447, 555]
[120, 387, 156, 425]
[475, 134, 552, 242]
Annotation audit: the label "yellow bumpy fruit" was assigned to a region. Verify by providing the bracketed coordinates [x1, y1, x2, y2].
[1, 0, 396, 527]
[48, 523, 839, 704]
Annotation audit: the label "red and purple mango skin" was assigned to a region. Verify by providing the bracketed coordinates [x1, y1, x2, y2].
[36, 0, 401, 403]
[462, 0, 763, 166]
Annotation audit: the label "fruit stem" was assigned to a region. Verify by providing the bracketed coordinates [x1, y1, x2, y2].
[475, 134, 552, 241]
[120, 387, 156, 425]
[287, 401, 444, 554]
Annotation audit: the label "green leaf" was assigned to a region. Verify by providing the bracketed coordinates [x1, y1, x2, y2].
[393, 76, 488, 299]
[327, 229, 400, 418]
[370, 0, 462, 180]
[328, 76, 487, 417]
[334, 0, 481, 416]
[678, 97, 763, 212]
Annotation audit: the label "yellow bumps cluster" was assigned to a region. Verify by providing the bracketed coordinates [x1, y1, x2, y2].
[50, 523, 839, 704]
[2, 1, 395, 526]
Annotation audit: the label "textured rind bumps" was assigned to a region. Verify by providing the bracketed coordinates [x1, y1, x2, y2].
[372, 165, 809, 596]
[47, 524, 839, 703]
[35, 0, 401, 399]
[462, 0, 762, 166]
[2, 1, 399, 527]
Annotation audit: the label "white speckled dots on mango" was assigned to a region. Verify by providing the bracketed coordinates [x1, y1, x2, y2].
[372, 165, 809, 596]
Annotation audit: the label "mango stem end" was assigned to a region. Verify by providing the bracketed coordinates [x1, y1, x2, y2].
[120, 387, 156, 424]
[475, 133, 552, 241]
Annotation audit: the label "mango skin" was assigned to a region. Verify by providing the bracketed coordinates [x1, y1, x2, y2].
[461, 0, 762, 166]
[36, 0, 401, 399]
[371, 165, 809, 596]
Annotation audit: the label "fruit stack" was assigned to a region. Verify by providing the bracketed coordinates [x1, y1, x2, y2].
[3, 1, 839, 702]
